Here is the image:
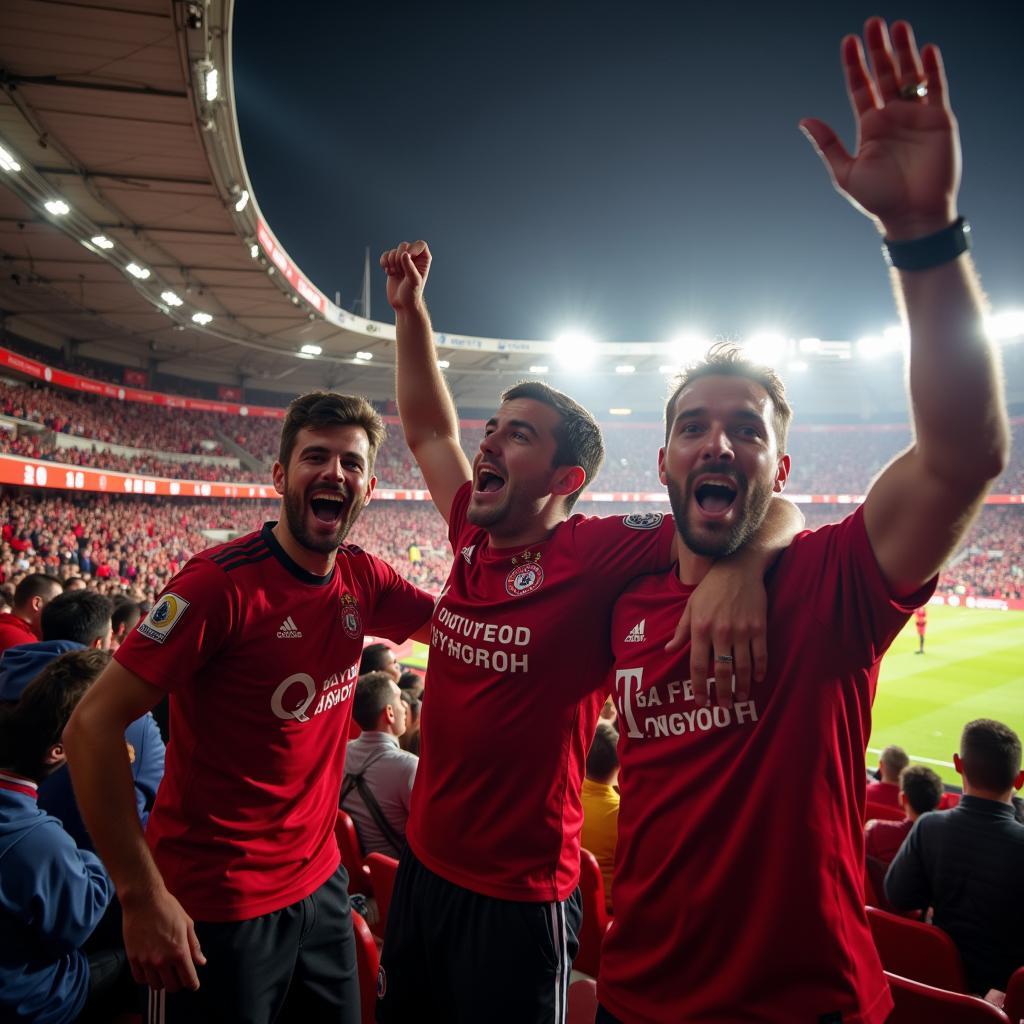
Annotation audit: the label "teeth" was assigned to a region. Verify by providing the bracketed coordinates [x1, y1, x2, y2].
[311, 493, 343, 502]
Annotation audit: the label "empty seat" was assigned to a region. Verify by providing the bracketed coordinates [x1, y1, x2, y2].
[886, 972, 1009, 1023]
[868, 905, 968, 992]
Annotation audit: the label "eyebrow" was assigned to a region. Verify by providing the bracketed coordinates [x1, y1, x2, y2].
[674, 406, 766, 427]
[484, 417, 540, 438]
[299, 444, 366, 465]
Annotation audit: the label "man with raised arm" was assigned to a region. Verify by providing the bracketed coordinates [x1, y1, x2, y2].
[596, 18, 1009, 1023]
[64, 393, 435, 1024]
[376, 242, 804, 1021]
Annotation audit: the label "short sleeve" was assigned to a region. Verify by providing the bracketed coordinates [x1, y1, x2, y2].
[115, 557, 235, 693]
[362, 555, 436, 643]
[447, 480, 474, 552]
[569, 510, 676, 588]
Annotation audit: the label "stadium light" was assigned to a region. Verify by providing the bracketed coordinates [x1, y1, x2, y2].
[234, 189, 250, 213]
[0, 145, 20, 172]
[44, 199, 70, 216]
[297, 352, 314, 360]
[191, 312, 213, 325]
[798, 337, 822, 353]
[437, 359, 450, 369]
[160, 291, 184, 307]
[669, 330, 709, 366]
[90, 235, 114, 250]
[615, 364, 636, 374]
[529, 364, 549, 374]
[249, 244, 259, 259]
[555, 331, 597, 369]
[355, 351, 373, 361]
[744, 331, 787, 364]
[300, 344, 322, 356]
[126, 263, 150, 280]
[609, 408, 632, 415]
[986, 309, 1024, 342]
[205, 66, 219, 102]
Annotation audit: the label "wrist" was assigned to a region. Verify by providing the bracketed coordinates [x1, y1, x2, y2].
[395, 300, 429, 322]
[878, 207, 959, 242]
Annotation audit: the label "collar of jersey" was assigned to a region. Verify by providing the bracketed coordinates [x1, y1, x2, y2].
[262, 522, 336, 587]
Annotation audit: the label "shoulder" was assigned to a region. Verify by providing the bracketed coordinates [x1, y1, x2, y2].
[202, 527, 272, 576]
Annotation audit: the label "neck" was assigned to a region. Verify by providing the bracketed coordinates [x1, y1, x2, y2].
[272, 518, 336, 577]
[487, 514, 563, 550]
[672, 533, 715, 586]
[963, 782, 1014, 804]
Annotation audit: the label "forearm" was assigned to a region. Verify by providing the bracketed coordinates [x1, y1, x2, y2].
[395, 302, 460, 450]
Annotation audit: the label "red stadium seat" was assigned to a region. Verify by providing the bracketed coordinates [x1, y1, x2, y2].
[865, 799, 907, 823]
[868, 906, 968, 992]
[365, 852, 399, 940]
[940, 791, 963, 810]
[568, 978, 599, 1024]
[351, 910, 380, 1024]
[886, 972, 1010, 1023]
[575, 847, 610, 978]
[1003, 966, 1024, 1024]
[335, 809, 373, 897]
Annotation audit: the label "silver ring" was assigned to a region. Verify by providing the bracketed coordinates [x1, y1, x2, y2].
[900, 81, 928, 100]
[715, 654, 734, 664]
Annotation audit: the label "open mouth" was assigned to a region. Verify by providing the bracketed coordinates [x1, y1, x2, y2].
[475, 467, 506, 494]
[309, 491, 346, 524]
[694, 479, 738, 516]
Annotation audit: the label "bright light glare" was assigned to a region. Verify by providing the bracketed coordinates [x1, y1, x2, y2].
[658, 364, 678, 375]
[798, 337, 822, 353]
[191, 312, 213, 325]
[669, 331, 708, 366]
[437, 359, 450, 369]
[0, 146, 20, 172]
[126, 263, 150, 280]
[555, 331, 597, 369]
[90, 235, 114, 250]
[855, 335, 887, 359]
[160, 291, 183, 307]
[355, 351, 373, 361]
[300, 344, 322, 356]
[529, 364, 549, 374]
[744, 331, 787, 364]
[609, 408, 632, 416]
[234, 189, 250, 213]
[986, 309, 1024, 342]
[44, 199, 70, 216]
[297, 352, 315, 360]
[249, 244, 259, 259]
[205, 67, 219, 102]
[789, 360, 809, 372]
[883, 324, 909, 348]
[615, 364, 635, 375]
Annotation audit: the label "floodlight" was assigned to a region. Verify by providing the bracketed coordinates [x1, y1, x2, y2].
[250, 244, 259, 259]
[300, 344, 322, 356]
[555, 331, 597, 369]
[126, 263, 150, 280]
[0, 146, 20, 172]
[355, 351, 373, 361]
[529, 365, 549, 374]
[191, 312, 213, 325]
[160, 291, 184, 307]
[669, 330, 709, 365]
[986, 309, 1024, 342]
[90, 235, 114, 250]
[609, 408, 632, 415]
[743, 331, 787, 364]
[44, 199, 70, 216]
[205, 67, 219, 102]
[297, 352, 314, 360]
[234, 189, 250, 213]
[615, 364, 635, 375]
[437, 359, 450, 369]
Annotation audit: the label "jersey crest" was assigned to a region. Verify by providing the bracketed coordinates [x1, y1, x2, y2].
[623, 511, 664, 530]
[340, 592, 362, 639]
[138, 592, 190, 644]
[506, 549, 544, 597]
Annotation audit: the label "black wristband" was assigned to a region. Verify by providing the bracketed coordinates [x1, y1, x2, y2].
[882, 217, 971, 271]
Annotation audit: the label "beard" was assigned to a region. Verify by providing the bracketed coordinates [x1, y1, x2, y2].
[667, 462, 775, 559]
[282, 483, 366, 554]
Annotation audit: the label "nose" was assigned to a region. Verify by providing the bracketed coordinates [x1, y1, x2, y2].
[701, 427, 734, 462]
[480, 431, 499, 457]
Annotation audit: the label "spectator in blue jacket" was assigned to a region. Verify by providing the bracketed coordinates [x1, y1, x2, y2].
[0, 648, 117, 1022]
[0, 589, 165, 849]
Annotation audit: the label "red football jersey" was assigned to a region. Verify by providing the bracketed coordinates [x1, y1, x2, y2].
[406, 483, 675, 901]
[115, 524, 433, 922]
[599, 508, 933, 1024]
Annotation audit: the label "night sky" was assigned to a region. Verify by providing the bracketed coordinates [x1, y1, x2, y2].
[234, 1, 1024, 346]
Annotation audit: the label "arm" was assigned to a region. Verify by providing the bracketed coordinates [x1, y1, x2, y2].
[801, 18, 1009, 596]
[381, 241, 472, 523]
[63, 659, 205, 992]
[671, 496, 804, 707]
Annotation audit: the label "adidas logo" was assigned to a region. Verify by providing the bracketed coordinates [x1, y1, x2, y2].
[624, 620, 646, 643]
[277, 616, 303, 639]
[461, 545, 476, 565]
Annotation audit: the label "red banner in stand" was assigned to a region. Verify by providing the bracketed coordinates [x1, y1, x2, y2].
[123, 368, 148, 388]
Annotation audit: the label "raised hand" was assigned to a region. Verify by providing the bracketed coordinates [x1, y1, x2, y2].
[381, 240, 431, 312]
[800, 18, 960, 240]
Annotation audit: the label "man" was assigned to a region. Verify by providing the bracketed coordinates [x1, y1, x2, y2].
[64, 393, 434, 1023]
[377, 247, 803, 1022]
[914, 604, 927, 653]
[341, 671, 418, 857]
[596, 19, 1008, 1023]
[580, 720, 620, 913]
[865, 763, 944, 866]
[867, 744, 910, 808]
[886, 720, 1024, 996]
[359, 641, 402, 682]
[0, 573, 62, 653]
[110, 597, 141, 650]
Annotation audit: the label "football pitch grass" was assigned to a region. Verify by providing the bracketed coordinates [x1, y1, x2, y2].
[403, 605, 1022, 788]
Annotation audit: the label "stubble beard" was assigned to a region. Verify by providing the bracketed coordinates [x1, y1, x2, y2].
[283, 484, 365, 554]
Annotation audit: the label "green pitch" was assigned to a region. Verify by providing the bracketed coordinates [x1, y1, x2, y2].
[403, 605, 1021, 788]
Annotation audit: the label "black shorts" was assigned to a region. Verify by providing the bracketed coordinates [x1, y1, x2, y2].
[377, 849, 582, 1024]
[148, 864, 358, 1024]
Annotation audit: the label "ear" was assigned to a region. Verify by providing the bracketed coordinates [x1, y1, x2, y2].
[551, 465, 586, 498]
[658, 447, 667, 486]
[898, 791, 908, 811]
[773, 454, 791, 494]
[43, 743, 65, 768]
[382, 703, 396, 727]
[272, 460, 286, 497]
[1014, 769, 1024, 792]
[953, 753, 964, 776]
[362, 474, 377, 508]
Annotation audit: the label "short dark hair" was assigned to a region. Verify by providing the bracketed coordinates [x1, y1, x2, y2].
[398, 671, 422, 692]
[399, 689, 421, 721]
[111, 598, 141, 635]
[278, 392, 385, 473]
[879, 744, 910, 780]
[0, 649, 110, 780]
[41, 590, 113, 646]
[899, 765, 944, 815]
[13, 573, 62, 609]
[352, 671, 399, 731]
[359, 642, 394, 675]
[586, 720, 619, 782]
[960, 719, 1022, 792]
[664, 343, 793, 452]
[500, 380, 604, 512]
[62, 577, 88, 592]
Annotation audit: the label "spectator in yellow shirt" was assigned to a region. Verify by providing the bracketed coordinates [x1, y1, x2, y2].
[581, 720, 620, 913]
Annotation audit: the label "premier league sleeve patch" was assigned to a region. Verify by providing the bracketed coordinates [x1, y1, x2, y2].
[138, 593, 191, 644]
[623, 511, 664, 530]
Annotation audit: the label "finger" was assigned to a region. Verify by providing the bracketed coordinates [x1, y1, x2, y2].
[890, 21, 926, 93]
[174, 952, 201, 992]
[750, 626, 768, 689]
[665, 603, 690, 653]
[401, 251, 422, 287]
[712, 646, 733, 710]
[187, 921, 207, 968]
[129, 957, 146, 986]
[799, 119, 854, 189]
[689, 621, 710, 707]
[864, 17, 901, 104]
[731, 636, 751, 705]
[141, 965, 165, 992]
[842, 34, 880, 118]
[409, 239, 429, 257]
[921, 43, 950, 111]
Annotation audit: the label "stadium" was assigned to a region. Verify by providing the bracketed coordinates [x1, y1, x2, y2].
[0, 2, 1022, 1022]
